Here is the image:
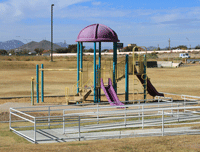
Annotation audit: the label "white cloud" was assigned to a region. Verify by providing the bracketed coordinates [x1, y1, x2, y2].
[0, 0, 91, 22]
[57, 6, 131, 19]
[92, 1, 101, 6]
[150, 7, 200, 24]
[1, 1, 200, 47]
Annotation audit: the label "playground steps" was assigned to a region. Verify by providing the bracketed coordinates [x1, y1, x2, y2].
[66, 89, 92, 105]
[116, 72, 133, 82]
[116, 75, 125, 82]
[83, 89, 92, 100]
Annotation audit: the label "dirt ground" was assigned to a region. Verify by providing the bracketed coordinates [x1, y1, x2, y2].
[1, 57, 200, 122]
[1, 56, 200, 151]
[1, 57, 200, 106]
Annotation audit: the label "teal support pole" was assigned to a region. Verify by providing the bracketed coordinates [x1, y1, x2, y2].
[125, 55, 129, 103]
[94, 42, 97, 103]
[98, 42, 101, 102]
[143, 54, 147, 102]
[80, 42, 83, 71]
[113, 42, 117, 93]
[96, 64, 99, 102]
[77, 42, 80, 93]
[36, 64, 39, 103]
[41, 64, 44, 102]
[31, 77, 34, 105]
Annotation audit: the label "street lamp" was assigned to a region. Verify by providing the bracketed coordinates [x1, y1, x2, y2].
[51, 4, 54, 62]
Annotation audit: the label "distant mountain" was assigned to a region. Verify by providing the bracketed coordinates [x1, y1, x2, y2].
[17, 40, 62, 52]
[0, 40, 24, 50]
[55, 42, 68, 48]
[146, 46, 158, 51]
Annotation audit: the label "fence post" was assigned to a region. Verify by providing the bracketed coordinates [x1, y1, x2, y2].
[36, 64, 39, 103]
[48, 107, 50, 129]
[97, 103, 99, 124]
[41, 64, 44, 102]
[158, 97, 160, 108]
[124, 107, 127, 127]
[63, 110, 65, 134]
[34, 118, 36, 144]
[138, 105, 140, 121]
[177, 105, 179, 122]
[184, 96, 186, 113]
[142, 105, 144, 129]
[9, 109, 11, 131]
[31, 77, 34, 105]
[78, 116, 81, 141]
[162, 110, 164, 136]
[125, 54, 129, 103]
[171, 98, 173, 116]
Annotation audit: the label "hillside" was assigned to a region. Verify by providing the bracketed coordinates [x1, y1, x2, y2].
[17, 40, 62, 52]
[0, 40, 24, 50]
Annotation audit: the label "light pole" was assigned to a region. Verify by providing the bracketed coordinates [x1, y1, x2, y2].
[51, 4, 54, 62]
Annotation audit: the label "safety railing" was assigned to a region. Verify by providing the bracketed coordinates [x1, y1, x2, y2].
[10, 98, 200, 143]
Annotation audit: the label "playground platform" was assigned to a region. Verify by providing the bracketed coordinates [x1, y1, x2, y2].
[15, 126, 200, 144]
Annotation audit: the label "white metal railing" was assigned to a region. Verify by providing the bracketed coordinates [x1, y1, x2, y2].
[9, 97, 200, 143]
[62, 104, 200, 140]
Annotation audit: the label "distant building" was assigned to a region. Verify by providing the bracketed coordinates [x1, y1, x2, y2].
[128, 44, 137, 47]
[109, 49, 113, 53]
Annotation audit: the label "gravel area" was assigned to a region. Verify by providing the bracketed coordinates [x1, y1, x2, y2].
[0, 102, 31, 112]
[0, 102, 32, 122]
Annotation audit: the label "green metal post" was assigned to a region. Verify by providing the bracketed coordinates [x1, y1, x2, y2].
[94, 42, 97, 103]
[31, 77, 34, 105]
[77, 42, 80, 93]
[41, 64, 44, 102]
[113, 42, 117, 93]
[98, 42, 101, 102]
[125, 55, 129, 103]
[80, 42, 83, 72]
[36, 64, 39, 103]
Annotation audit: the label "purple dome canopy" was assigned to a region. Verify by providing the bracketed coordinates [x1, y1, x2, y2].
[76, 24, 120, 42]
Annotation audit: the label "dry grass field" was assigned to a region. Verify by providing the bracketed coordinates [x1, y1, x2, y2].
[0, 55, 200, 151]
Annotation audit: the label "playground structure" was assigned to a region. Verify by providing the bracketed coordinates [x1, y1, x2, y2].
[32, 23, 164, 105]
[10, 23, 200, 143]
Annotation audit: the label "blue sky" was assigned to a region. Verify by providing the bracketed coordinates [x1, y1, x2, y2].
[1, 0, 200, 49]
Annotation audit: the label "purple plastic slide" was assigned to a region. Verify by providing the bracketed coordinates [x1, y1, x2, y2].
[101, 78, 124, 106]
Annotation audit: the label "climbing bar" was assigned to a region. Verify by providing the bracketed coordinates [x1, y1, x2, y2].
[39, 69, 77, 71]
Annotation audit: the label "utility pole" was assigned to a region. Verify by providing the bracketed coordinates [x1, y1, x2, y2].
[186, 37, 190, 50]
[168, 38, 170, 50]
[51, 4, 54, 62]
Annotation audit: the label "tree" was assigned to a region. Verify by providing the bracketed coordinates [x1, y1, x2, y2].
[86, 48, 94, 52]
[34, 48, 44, 55]
[177, 45, 187, 50]
[102, 49, 109, 52]
[123, 45, 138, 52]
[20, 49, 29, 55]
[9, 49, 15, 55]
[0, 49, 8, 55]
[56, 48, 69, 53]
[195, 45, 200, 49]
[67, 44, 77, 53]
[68, 44, 85, 53]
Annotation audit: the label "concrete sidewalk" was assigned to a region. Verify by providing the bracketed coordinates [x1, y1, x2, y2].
[16, 125, 200, 144]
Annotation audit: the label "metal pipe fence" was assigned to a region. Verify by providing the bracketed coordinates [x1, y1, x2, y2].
[9, 97, 200, 143]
